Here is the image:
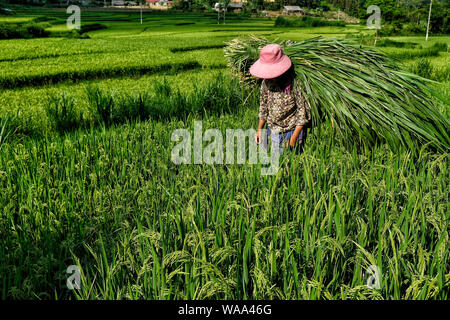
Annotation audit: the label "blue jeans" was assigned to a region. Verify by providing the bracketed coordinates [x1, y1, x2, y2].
[262, 127, 305, 156]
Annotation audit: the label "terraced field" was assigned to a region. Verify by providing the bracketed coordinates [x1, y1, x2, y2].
[0, 8, 448, 300]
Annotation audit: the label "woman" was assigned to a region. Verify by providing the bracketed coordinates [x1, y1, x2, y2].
[251, 44, 311, 154]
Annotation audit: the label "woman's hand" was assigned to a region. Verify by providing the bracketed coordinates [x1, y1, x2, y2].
[255, 119, 266, 144]
[255, 129, 262, 144]
[285, 140, 296, 149]
[286, 125, 303, 149]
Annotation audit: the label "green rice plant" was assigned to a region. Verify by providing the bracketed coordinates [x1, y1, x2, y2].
[0, 10, 448, 301]
[153, 77, 172, 98]
[409, 59, 434, 79]
[45, 92, 81, 133]
[34, 74, 252, 134]
[24, 22, 50, 38]
[389, 43, 447, 60]
[376, 39, 418, 49]
[78, 23, 107, 34]
[0, 115, 447, 300]
[86, 85, 115, 127]
[433, 65, 450, 82]
[0, 22, 49, 39]
[32, 16, 58, 24]
[0, 33, 229, 88]
[0, 60, 202, 89]
[170, 44, 225, 53]
[118, 93, 151, 122]
[190, 72, 251, 115]
[389, 46, 440, 59]
[432, 42, 448, 52]
[409, 58, 450, 82]
[224, 35, 450, 152]
[0, 115, 12, 148]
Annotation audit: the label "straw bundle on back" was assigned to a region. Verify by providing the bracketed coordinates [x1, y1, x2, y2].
[224, 35, 449, 152]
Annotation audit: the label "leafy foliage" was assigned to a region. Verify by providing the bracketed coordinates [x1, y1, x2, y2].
[0, 22, 49, 39]
[274, 16, 346, 28]
[45, 92, 81, 133]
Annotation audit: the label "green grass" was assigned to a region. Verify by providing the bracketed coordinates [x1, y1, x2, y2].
[1, 104, 448, 300]
[0, 8, 448, 300]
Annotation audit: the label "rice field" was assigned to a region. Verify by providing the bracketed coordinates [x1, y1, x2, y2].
[0, 8, 448, 300]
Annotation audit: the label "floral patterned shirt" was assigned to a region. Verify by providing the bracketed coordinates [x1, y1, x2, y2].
[258, 79, 311, 133]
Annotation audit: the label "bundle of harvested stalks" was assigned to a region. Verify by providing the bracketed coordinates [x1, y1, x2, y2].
[224, 35, 449, 151]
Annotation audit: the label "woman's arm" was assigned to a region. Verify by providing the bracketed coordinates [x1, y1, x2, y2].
[287, 125, 303, 148]
[255, 119, 266, 144]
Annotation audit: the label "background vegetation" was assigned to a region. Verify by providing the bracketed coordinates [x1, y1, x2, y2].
[0, 6, 448, 300]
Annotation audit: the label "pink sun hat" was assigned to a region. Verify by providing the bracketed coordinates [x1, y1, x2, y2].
[249, 44, 292, 79]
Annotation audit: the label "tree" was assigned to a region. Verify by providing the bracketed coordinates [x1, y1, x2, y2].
[246, 0, 264, 12]
[221, 0, 231, 24]
[429, 0, 449, 33]
[425, 0, 432, 40]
